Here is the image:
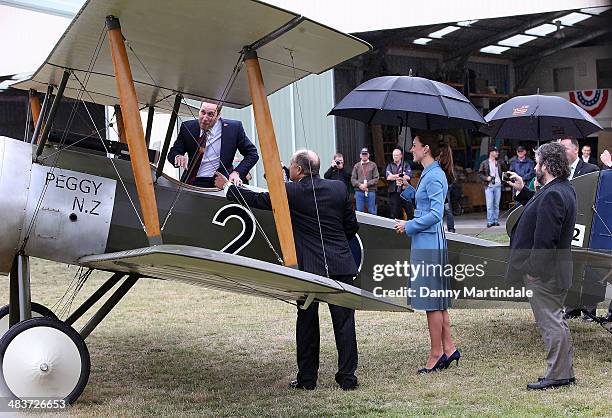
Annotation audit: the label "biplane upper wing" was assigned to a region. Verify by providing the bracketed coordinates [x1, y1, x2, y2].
[79, 245, 412, 312]
[12, 0, 371, 114]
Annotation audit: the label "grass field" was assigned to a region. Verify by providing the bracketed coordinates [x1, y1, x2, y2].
[1, 243, 611, 417]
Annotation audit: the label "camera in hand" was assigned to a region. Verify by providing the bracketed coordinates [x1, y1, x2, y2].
[502, 172, 515, 183]
[398, 173, 404, 178]
[335, 160, 342, 166]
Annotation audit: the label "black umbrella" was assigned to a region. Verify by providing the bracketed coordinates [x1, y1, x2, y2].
[481, 94, 602, 140]
[328, 75, 486, 130]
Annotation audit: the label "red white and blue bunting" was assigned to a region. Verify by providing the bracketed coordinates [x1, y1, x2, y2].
[569, 89, 609, 117]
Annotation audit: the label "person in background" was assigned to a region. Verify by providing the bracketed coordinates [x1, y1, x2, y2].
[560, 137, 598, 180]
[324, 153, 351, 192]
[509, 145, 535, 185]
[351, 148, 379, 215]
[599, 149, 612, 322]
[263, 161, 290, 183]
[479, 147, 506, 227]
[601, 149, 612, 170]
[394, 134, 459, 374]
[505, 142, 577, 390]
[385, 148, 413, 220]
[580, 144, 597, 165]
[444, 186, 456, 233]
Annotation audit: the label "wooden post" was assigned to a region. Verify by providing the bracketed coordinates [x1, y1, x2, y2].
[371, 125, 385, 168]
[244, 49, 297, 268]
[106, 15, 162, 245]
[28, 89, 41, 128]
[114, 104, 127, 144]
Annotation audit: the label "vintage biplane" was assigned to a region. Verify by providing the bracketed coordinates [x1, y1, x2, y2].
[0, 0, 610, 405]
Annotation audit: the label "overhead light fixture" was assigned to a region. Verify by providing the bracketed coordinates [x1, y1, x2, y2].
[428, 26, 460, 39]
[557, 12, 591, 26]
[480, 45, 510, 54]
[525, 23, 558, 36]
[498, 34, 537, 47]
[457, 20, 478, 27]
[413, 38, 433, 45]
[580, 6, 611, 15]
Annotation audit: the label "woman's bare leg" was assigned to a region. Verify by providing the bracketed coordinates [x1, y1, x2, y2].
[425, 310, 444, 368]
[441, 310, 457, 356]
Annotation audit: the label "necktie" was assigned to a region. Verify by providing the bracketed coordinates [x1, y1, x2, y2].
[185, 130, 210, 185]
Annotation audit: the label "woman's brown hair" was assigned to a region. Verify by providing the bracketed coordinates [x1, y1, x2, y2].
[415, 132, 455, 185]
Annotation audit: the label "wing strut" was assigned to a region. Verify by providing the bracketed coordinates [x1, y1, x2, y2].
[156, 93, 182, 180]
[106, 15, 162, 246]
[244, 48, 297, 268]
[30, 84, 53, 144]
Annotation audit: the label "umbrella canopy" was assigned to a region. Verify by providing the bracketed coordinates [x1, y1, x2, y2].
[329, 75, 485, 130]
[481, 95, 602, 140]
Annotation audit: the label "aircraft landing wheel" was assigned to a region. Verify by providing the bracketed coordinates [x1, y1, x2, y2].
[0, 302, 58, 337]
[0, 317, 90, 404]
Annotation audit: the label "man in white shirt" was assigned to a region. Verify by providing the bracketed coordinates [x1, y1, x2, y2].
[168, 101, 259, 187]
[580, 144, 597, 165]
[559, 138, 598, 180]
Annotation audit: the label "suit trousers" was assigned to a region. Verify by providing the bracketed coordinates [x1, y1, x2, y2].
[524, 277, 575, 380]
[296, 275, 358, 388]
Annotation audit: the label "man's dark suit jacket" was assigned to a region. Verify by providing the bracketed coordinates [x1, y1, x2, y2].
[573, 159, 599, 178]
[506, 178, 577, 289]
[167, 118, 258, 182]
[227, 176, 359, 277]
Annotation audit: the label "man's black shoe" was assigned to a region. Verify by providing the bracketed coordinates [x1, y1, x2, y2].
[538, 376, 575, 383]
[340, 382, 359, 391]
[289, 379, 315, 390]
[448, 228, 456, 233]
[487, 223, 492, 228]
[528, 378, 575, 390]
[493, 222, 500, 226]
[563, 308, 581, 320]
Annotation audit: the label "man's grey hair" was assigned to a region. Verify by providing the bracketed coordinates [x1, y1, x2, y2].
[559, 137, 579, 149]
[536, 142, 571, 180]
[292, 149, 320, 176]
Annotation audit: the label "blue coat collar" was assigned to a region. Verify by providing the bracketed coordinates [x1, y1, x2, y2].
[422, 160, 440, 176]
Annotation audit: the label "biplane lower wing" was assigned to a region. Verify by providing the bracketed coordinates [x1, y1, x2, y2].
[79, 245, 412, 312]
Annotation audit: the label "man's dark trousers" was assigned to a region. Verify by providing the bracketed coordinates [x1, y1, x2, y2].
[296, 274, 357, 389]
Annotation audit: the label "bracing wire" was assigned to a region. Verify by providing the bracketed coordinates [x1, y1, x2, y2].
[288, 49, 331, 279]
[70, 71, 146, 230]
[123, 39, 284, 264]
[20, 23, 108, 252]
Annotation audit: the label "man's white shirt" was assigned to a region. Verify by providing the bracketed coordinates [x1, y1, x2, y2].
[197, 119, 223, 178]
[568, 158, 578, 180]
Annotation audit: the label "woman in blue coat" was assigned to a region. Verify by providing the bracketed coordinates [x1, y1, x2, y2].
[395, 134, 460, 373]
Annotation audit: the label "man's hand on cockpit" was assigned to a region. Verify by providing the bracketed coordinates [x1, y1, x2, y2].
[174, 155, 188, 169]
[228, 171, 243, 187]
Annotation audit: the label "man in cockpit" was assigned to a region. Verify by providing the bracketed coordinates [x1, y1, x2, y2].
[168, 101, 259, 188]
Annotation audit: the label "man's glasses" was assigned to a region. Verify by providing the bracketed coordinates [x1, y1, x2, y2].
[200, 111, 217, 117]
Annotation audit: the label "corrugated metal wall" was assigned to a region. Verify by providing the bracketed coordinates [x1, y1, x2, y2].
[222, 70, 336, 187]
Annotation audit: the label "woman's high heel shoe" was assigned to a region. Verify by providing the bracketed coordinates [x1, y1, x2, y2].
[417, 354, 447, 374]
[443, 350, 461, 369]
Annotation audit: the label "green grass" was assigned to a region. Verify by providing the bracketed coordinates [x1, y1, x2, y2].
[1, 257, 611, 417]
